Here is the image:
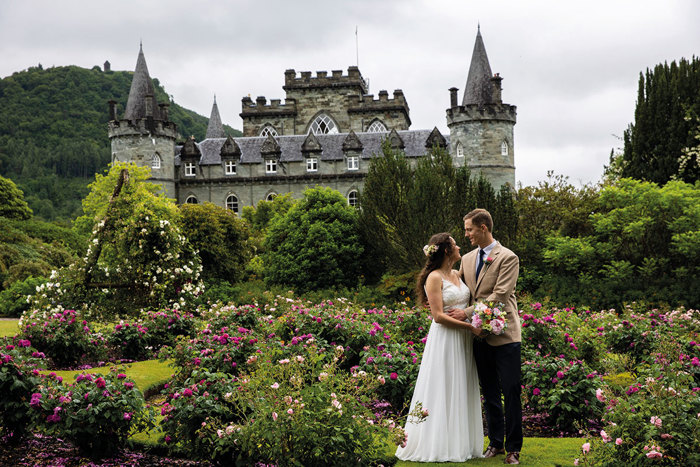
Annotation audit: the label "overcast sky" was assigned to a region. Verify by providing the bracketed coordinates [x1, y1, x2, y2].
[1, 0, 698, 187]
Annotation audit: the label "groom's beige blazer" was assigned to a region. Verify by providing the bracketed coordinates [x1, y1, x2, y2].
[460, 242, 521, 346]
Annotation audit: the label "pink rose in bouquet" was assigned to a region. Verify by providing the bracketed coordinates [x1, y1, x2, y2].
[470, 300, 507, 336]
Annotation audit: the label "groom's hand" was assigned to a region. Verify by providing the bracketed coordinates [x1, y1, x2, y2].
[445, 308, 467, 321]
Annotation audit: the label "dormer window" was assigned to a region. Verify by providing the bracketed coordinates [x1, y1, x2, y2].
[151, 154, 161, 169]
[260, 125, 278, 137]
[185, 162, 196, 176]
[367, 120, 387, 133]
[501, 141, 508, 156]
[306, 157, 318, 172]
[347, 156, 359, 171]
[456, 142, 464, 158]
[225, 160, 237, 175]
[266, 159, 277, 174]
[309, 113, 338, 135]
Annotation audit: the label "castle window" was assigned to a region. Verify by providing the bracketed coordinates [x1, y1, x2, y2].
[225, 160, 237, 175]
[225, 194, 239, 213]
[347, 156, 359, 171]
[266, 192, 277, 202]
[306, 157, 318, 172]
[501, 141, 508, 156]
[185, 162, 196, 176]
[309, 113, 338, 135]
[151, 154, 161, 169]
[185, 195, 198, 204]
[367, 120, 387, 133]
[265, 159, 277, 173]
[456, 142, 464, 158]
[347, 190, 359, 208]
[260, 125, 278, 137]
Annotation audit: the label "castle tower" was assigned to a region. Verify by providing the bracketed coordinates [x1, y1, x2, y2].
[108, 44, 178, 198]
[447, 27, 517, 188]
[205, 96, 225, 139]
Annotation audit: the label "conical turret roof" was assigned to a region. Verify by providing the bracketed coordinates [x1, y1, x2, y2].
[462, 27, 494, 106]
[206, 96, 225, 139]
[124, 43, 161, 120]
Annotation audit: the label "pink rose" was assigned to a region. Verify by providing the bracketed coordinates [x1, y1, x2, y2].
[596, 388, 605, 402]
[582, 442, 590, 453]
[271, 382, 279, 389]
[615, 438, 623, 445]
[646, 450, 663, 459]
[600, 430, 611, 443]
[533, 388, 541, 396]
[390, 372, 398, 380]
[272, 412, 278, 421]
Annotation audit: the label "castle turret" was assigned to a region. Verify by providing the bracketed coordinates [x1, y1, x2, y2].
[447, 27, 517, 188]
[205, 96, 225, 139]
[108, 43, 178, 198]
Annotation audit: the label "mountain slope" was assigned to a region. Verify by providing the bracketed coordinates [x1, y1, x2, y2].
[0, 64, 241, 220]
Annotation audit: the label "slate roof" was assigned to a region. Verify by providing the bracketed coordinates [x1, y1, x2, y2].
[462, 27, 495, 106]
[175, 129, 449, 166]
[124, 44, 161, 120]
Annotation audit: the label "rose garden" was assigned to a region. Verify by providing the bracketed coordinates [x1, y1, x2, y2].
[1, 152, 699, 465]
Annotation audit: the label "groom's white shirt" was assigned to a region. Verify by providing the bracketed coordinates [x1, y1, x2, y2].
[475, 240, 497, 275]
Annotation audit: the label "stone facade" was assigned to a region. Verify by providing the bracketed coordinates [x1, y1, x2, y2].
[109, 29, 516, 212]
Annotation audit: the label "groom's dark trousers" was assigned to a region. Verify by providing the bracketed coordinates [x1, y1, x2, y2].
[474, 339, 523, 453]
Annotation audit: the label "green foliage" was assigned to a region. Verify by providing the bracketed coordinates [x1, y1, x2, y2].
[619, 57, 700, 184]
[0, 174, 32, 220]
[359, 142, 517, 275]
[0, 275, 46, 317]
[263, 187, 363, 293]
[180, 202, 251, 283]
[0, 348, 44, 443]
[31, 370, 155, 457]
[0, 64, 240, 221]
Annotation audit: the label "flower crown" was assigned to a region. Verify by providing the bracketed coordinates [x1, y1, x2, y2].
[423, 244, 438, 257]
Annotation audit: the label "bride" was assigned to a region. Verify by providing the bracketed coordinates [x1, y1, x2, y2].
[396, 232, 484, 462]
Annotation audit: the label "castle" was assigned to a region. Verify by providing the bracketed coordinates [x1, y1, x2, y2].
[108, 28, 516, 213]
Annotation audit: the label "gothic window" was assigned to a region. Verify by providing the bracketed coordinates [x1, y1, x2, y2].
[185, 162, 196, 176]
[185, 195, 198, 204]
[260, 125, 278, 137]
[347, 190, 359, 208]
[501, 141, 508, 156]
[225, 160, 237, 175]
[225, 194, 239, 213]
[151, 153, 161, 169]
[265, 159, 277, 174]
[367, 120, 387, 133]
[456, 142, 464, 158]
[347, 156, 359, 171]
[266, 192, 277, 202]
[306, 157, 318, 172]
[309, 113, 338, 135]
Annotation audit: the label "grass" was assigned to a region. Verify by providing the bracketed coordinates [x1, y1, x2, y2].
[0, 318, 19, 337]
[395, 437, 583, 466]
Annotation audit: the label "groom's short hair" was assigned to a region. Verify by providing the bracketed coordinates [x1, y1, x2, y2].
[464, 208, 493, 232]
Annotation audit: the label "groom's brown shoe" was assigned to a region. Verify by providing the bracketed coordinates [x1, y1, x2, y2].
[484, 446, 505, 458]
[504, 452, 520, 464]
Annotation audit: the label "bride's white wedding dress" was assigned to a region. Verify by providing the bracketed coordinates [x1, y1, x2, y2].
[396, 277, 484, 462]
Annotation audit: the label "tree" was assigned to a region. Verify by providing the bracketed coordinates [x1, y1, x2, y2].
[0, 174, 32, 220]
[619, 57, 700, 184]
[263, 187, 363, 293]
[180, 202, 251, 284]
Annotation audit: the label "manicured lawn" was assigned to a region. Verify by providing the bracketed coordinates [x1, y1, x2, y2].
[395, 437, 582, 466]
[0, 318, 19, 337]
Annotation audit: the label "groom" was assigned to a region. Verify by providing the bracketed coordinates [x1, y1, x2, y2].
[447, 208, 522, 465]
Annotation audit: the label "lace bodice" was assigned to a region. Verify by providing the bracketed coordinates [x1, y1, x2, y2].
[441, 278, 470, 311]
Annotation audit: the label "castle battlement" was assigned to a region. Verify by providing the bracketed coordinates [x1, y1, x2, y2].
[108, 119, 178, 139]
[240, 96, 297, 116]
[446, 103, 517, 124]
[283, 66, 368, 93]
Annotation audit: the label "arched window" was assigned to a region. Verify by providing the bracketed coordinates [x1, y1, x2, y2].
[456, 142, 464, 158]
[501, 141, 508, 156]
[367, 120, 387, 133]
[185, 195, 198, 204]
[225, 194, 239, 213]
[347, 190, 359, 208]
[265, 192, 277, 202]
[151, 153, 161, 169]
[260, 125, 278, 137]
[309, 113, 338, 135]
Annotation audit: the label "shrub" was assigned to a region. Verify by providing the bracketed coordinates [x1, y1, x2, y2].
[31, 370, 155, 457]
[0, 348, 44, 443]
[0, 275, 46, 317]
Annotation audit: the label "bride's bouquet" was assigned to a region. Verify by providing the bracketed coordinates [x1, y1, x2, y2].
[471, 300, 508, 336]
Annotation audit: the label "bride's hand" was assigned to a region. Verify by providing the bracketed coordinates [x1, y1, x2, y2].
[470, 326, 483, 337]
[445, 308, 467, 321]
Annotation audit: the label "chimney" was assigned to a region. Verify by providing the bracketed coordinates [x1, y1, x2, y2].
[449, 87, 459, 108]
[108, 100, 117, 121]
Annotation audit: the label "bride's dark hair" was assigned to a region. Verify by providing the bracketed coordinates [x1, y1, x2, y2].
[416, 232, 455, 306]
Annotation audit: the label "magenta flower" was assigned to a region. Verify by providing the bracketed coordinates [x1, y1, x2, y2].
[123, 412, 132, 420]
[533, 388, 541, 396]
[95, 377, 106, 388]
[182, 388, 193, 397]
[390, 372, 398, 380]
